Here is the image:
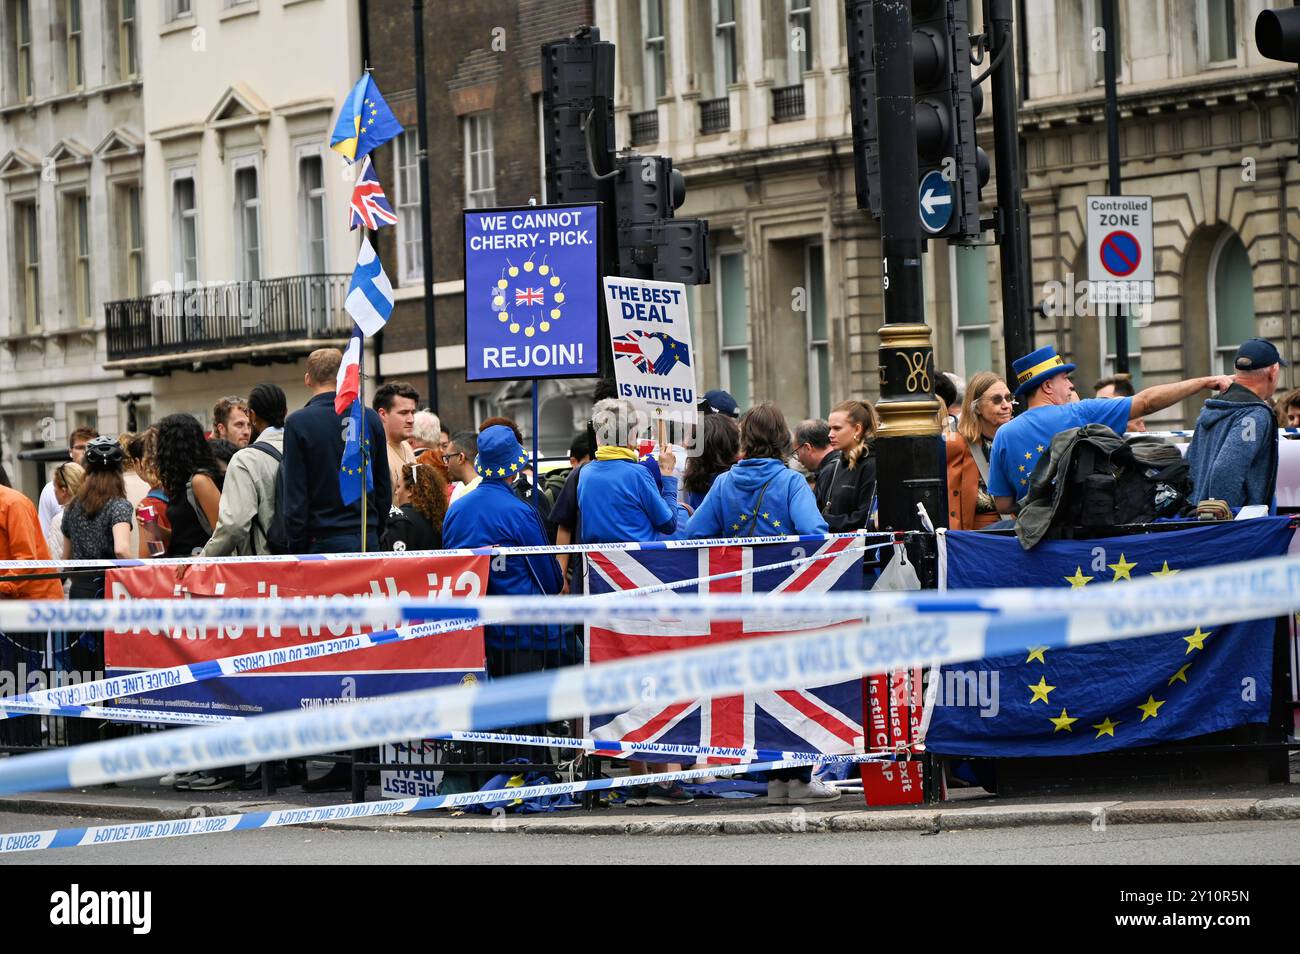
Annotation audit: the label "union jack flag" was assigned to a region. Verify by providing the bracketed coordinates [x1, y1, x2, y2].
[584, 539, 866, 763]
[612, 329, 691, 377]
[349, 156, 398, 231]
[514, 287, 544, 307]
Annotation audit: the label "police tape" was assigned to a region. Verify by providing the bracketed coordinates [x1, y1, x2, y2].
[1, 545, 1297, 634]
[0, 615, 477, 720]
[430, 729, 900, 763]
[0, 530, 892, 571]
[0, 756, 890, 854]
[5, 559, 1300, 796]
[0, 700, 242, 726]
[1129, 428, 1300, 439]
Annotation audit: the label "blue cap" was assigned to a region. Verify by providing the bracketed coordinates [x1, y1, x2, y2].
[1234, 337, 1287, 371]
[701, 389, 739, 418]
[474, 425, 528, 481]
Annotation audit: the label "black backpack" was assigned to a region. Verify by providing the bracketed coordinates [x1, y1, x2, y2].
[1127, 436, 1193, 519]
[1054, 432, 1154, 530]
[247, 441, 290, 555]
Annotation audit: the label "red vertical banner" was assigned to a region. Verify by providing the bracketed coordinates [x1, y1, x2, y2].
[859, 668, 924, 806]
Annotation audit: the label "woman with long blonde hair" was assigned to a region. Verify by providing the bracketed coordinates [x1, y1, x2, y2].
[815, 399, 878, 531]
[945, 371, 1014, 529]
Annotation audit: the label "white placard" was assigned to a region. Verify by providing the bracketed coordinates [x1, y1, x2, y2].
[603, 277, 698, 427]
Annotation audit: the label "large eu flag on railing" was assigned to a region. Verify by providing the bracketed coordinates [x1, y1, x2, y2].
[926, 518, 1294, 757]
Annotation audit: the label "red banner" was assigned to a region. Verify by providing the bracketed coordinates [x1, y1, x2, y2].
[104, 555, 488, 716]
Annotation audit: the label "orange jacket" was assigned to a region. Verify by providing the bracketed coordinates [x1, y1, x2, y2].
[944, 433, 1001, 531]
[0, 485, 64, 600]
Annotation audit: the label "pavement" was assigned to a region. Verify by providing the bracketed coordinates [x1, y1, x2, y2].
[1, 768, 1298, 837]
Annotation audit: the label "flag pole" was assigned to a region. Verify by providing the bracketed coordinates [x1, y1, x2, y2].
[359, 333, 368, 552]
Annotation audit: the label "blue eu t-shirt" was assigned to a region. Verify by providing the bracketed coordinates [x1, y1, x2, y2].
[987, 397, 1134, 499]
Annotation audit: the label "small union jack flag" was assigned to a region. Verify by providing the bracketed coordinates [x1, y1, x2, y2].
[349, 156, 398, 231]
[612, 330, 692, 376]
[514, 287, 544, 307]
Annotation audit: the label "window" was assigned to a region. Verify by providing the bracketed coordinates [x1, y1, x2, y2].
[117, 183, 144, 297]
[1087, 0, 1121, 87]
[642, 0, 666, 106]
[786, 0, 813, 85]
[394, 130, 423, 283]
[166, 0, 192, 20]
[951, 245, 992, 378]
[233, 165, 262, 281]
[15, 0, 32, 100]
[172, 175, 199, 283]
[463, 113, 496, 210]
[713, 0, 738, 97]
[1200, 0, 1238, 66]
[66, 0, 84, 90]
[717, 250, 750, 410]
[1209, 231, 1255, 375]
[119, 0, 138, 79]
[805, 243, 830, 419]
[71, 406, 97, 433]
[15, 201, 40, 332]
[1101, 305, 1142, 387]
[68, 193, 91, 326]
[299, 155, 326, 272]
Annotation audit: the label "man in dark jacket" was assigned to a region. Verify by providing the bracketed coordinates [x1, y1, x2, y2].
[281, 348, 391, 553]
[1186, 337, 1284, 511]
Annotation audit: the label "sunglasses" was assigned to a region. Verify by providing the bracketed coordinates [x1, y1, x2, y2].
[984, 394, 1017, 406]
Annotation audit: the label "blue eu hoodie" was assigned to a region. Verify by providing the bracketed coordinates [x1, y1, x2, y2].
[686, 457, 828, 538]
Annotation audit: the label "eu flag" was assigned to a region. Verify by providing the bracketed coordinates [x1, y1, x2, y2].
[331, 74, 403, 164]
[927, 518, 1294, 756]
[338, 395, 373, 507]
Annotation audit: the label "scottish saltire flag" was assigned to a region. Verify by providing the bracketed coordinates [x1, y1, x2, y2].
[330, 74, 403, 164]
[338, 390, 373, 507]
[927, 518, 1295, 756]
[334, 326, 362, 415]
[612, 330, 692, 376]
[585, 538, 866, 763]
[345, 236, 394, 336]
[349, 156, 398, 231]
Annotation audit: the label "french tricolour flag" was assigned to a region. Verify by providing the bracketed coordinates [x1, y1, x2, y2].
[344, 236, 394, 337]
[335, 326, 362, 415]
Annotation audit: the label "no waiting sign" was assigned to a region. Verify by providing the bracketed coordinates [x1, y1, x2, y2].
[1087, 195, 1154, 305]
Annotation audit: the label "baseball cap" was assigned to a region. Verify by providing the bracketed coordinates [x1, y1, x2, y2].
[700, 389, 739, 418]
[1234, 338, 1287, 371]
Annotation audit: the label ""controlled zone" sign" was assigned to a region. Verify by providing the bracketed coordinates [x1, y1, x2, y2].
[1086, 195, 1154, 306]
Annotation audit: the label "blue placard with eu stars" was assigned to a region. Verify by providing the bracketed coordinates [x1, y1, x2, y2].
[926, 518, 1295, 756]
[463, 203, 600, 382]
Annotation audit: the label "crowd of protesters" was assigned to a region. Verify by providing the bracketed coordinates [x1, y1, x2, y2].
[0, 336, 1294, 796]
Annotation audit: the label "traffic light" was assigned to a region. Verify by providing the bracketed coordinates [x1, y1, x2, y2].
[541, 28, 616, 204]
[911, 0, 987, 241]
[613, 153, 710, 284]
[845, 0, 989, 241]
[1257, 7, 1300, 62]
[845, 0, 883, 217]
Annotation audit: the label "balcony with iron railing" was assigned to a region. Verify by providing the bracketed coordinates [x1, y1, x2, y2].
[699, 96, 730, 134]
[105, 273, 353, 370]
[630, 109, 659, 146]
[772, 83, 805, 122]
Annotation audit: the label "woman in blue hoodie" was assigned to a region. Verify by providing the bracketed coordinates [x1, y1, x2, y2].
[684, 401, 837, 804]
[686, 402, 828, 539]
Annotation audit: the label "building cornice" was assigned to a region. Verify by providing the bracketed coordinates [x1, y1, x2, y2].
[1021, 67, 1296, 131]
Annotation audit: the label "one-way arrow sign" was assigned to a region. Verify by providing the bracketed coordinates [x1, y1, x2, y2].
[918, 169, 954, 234]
